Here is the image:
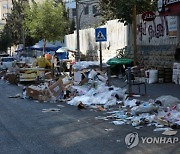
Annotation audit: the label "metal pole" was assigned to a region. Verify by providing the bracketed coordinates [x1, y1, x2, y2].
[127, 67, 132, 95]
[177, 16, 180, 45]
[99, 42, 102, 71]
[76, 0, 80, 61]
[133, 2, 137, 66]
[20, 13, 25, 54]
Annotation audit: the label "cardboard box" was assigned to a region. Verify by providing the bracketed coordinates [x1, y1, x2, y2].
[48, 78, 64, 97]
[26, 78, 64, 101]
[26, 85, 44, 100]
[6, 73, 18, 84]
[74, 70, 88, 85]
[0, 71, 6, 78]
[45, 72, 52, 79]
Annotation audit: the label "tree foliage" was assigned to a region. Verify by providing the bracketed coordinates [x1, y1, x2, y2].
[24, 0, 68, 51]
[0, 0, 29, 47]
[99, 0, 157, 25]
[0, 0, 38, 52]
[0, 25, 13, 52]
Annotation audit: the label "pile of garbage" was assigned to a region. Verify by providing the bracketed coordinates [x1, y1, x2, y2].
[1, 59, 180, 130]
[65, 61, 126, 108]
[97, 95, 180, 131]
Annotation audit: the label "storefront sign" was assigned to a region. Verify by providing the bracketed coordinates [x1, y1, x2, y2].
[166, 0, 180, 5]
[167, 16, 177, 37]
[142, 12, 156, 21]
[158, 0, 180, 15]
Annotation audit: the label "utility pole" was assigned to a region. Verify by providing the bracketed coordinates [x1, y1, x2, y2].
[75, 0, 80, 61]
[133, 1, 137, 66]
[20, 13, 25, 54]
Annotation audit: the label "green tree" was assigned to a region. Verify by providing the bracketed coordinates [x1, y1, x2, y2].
[6, 0, 29, 45]
[24, 0, 68, 53]
[0, 25, 13, 53]
[99, 0, 157, 25]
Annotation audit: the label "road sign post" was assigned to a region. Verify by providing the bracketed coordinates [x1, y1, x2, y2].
[99, 42, 102, 71]
[95, 28, 107, 71]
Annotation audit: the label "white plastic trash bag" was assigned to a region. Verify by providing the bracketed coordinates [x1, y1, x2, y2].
[145, 69, 158, 84]
[88, 69, 97, 79]
[155, 95, 180, 107]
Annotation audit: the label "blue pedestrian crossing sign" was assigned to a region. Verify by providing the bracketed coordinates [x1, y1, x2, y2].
[95, 28, 107, 42]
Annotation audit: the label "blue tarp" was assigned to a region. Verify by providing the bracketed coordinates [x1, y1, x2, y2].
[56, 52, 69, 60]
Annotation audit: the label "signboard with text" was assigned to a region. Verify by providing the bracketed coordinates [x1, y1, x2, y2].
[167, 16, 177, 37]
[142, 12, 156, 21]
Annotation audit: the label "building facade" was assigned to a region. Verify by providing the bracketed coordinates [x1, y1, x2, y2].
[65, 0, 102, 29]
[0, 0, 12, 29]
[0, 0, 45, 29]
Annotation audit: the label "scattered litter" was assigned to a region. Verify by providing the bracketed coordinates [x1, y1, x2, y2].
[135, 126, 143, 129]
[105, 128, 114, 131]
[156, 124, 164, 128]
[42, 108, 61, 112]
[57, 105, 65, 108]
[124, 99, 137, 107]
[1, 59, 180, 134]
[116, 140, 121, 143]
[131, 103, 158, 115]
[153, 128, 173, 132]
[132, 94, 141, 98]
[8, 93, 21, 98]
[147, 124, 152, 127]
[97, 106, 106, 111]
[155, 95, 180, 107]
[77, 102, 86, 110]
[112, 121, 125, 125]
[162, 130, 177, 136]
[95, 116, 109, 121]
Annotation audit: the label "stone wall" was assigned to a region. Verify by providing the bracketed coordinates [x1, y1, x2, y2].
[127, 45, 176, 68]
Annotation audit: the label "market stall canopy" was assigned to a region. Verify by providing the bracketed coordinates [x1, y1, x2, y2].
[56, 47, 76, 53]
[56, 47, 77, 60]
[30, 40, 60, 51]
[56, 47, 69, 60]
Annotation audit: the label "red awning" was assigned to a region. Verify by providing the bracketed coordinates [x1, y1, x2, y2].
[160, 2, 180, 16]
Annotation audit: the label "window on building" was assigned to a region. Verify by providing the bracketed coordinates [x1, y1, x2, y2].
[84, 6, 89, 15]
[92, 5, 97, 14]
[3, 13, 7, 18]
[72, 8, 76, 16]
[2, 4, 8, 9]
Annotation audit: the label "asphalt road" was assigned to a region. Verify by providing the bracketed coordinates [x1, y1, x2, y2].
[0, 79, 179, 154]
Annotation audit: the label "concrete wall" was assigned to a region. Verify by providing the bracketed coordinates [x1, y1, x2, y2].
[65, 14, 179, 67]
[65, 19, 128, 62]
[136, 14, 177, 46]
[124, 13, 179, 68]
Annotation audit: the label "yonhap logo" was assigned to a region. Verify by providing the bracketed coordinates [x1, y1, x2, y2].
[125, 132, 179, 149]
[125, 132, 139, 148]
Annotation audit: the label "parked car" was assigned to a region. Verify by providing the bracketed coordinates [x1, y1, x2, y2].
[0, 57, 15, 70]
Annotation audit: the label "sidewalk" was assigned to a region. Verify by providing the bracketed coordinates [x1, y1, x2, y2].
[111, 77, 180, 100]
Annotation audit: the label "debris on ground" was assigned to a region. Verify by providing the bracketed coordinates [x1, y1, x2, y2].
[8, 93, 21, 98]
[42, 108, 61, 112]
[162, 130, 177, 136]
[104, 128, 114, 131]
[1, 59, 180, 132]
